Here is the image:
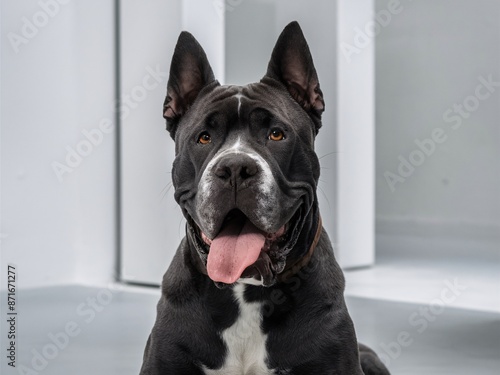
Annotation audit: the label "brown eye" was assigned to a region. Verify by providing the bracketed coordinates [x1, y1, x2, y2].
[269, 129, 285, 141]
[198, 131, 211, 144]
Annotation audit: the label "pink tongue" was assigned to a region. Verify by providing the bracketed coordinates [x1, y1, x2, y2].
[206, 216, 266, 284]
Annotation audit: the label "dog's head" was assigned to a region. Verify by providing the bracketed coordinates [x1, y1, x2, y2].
[164, 22, 324, 287]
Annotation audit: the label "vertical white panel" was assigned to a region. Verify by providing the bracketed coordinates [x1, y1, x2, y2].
[1, 0, 79, 289]
[72, 0, 117, 285]
[119, 0, 184, 284]
[337, 0, 375, 267]
[182, 0, 225, 83]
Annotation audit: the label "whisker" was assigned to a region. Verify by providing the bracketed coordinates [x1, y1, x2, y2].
[159, 181, 174, 202]
[317, 184, 332, 210]
[318, 151, 340, 160]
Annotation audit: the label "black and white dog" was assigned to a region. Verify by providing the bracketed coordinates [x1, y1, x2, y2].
[140, 22, 390, 375]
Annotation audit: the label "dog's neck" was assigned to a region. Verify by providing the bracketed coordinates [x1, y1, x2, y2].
[277, 215, 322, 282]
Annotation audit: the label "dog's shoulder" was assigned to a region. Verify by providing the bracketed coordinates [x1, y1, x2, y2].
[160, 237, 200, 304]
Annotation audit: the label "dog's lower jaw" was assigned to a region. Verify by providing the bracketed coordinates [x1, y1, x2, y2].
[185, 224, 275, 288]
[185, 204, 321, 289]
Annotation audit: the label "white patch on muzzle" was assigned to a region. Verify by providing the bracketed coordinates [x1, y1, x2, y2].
[197, 137, 278, 237]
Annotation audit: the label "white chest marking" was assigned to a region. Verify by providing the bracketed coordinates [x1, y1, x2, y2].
[203, 284, 273, 375]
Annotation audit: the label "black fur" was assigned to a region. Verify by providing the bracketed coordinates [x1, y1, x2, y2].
[140, 21, 390, 375]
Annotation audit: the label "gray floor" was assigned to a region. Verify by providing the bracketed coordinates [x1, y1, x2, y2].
[1, 285, 499, 375]
[345, 234, 500, 313]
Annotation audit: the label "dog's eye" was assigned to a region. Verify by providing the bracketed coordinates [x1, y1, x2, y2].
[198, 131, 211, 144]
[269, 129, 285, 141]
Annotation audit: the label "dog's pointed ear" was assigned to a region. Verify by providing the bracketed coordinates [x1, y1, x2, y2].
[265, 21, 324, 133]
[163, 32, 217, 139]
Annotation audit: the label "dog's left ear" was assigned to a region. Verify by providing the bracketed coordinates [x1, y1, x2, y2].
[163, 31, 218, 139]
[264, 21, 324, 134]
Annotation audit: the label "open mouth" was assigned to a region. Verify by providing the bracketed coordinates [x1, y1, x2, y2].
[187, 207, 304, 287]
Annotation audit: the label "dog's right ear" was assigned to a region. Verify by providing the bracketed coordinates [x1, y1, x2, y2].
[163, 32, 217, 139]
[264, 21, 324, 134]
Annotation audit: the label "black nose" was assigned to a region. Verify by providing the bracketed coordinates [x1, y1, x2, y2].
[214, 154, 259, 189]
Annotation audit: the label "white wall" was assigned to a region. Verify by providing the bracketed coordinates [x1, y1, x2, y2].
[1, 0, 116, 289]
[182, 0, 225, 82]
[119, 0, 184, 284]
[336, 0, 375, 267]
[375, 0, 500, 239]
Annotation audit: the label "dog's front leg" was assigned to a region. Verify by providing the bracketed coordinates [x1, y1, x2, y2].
[139, 333, 206, 375]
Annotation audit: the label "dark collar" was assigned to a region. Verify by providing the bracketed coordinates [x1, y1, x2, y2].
[277, 215, 322, 282]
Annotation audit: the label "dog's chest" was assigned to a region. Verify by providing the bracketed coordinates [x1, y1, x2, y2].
[203, 284, 273, 375]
